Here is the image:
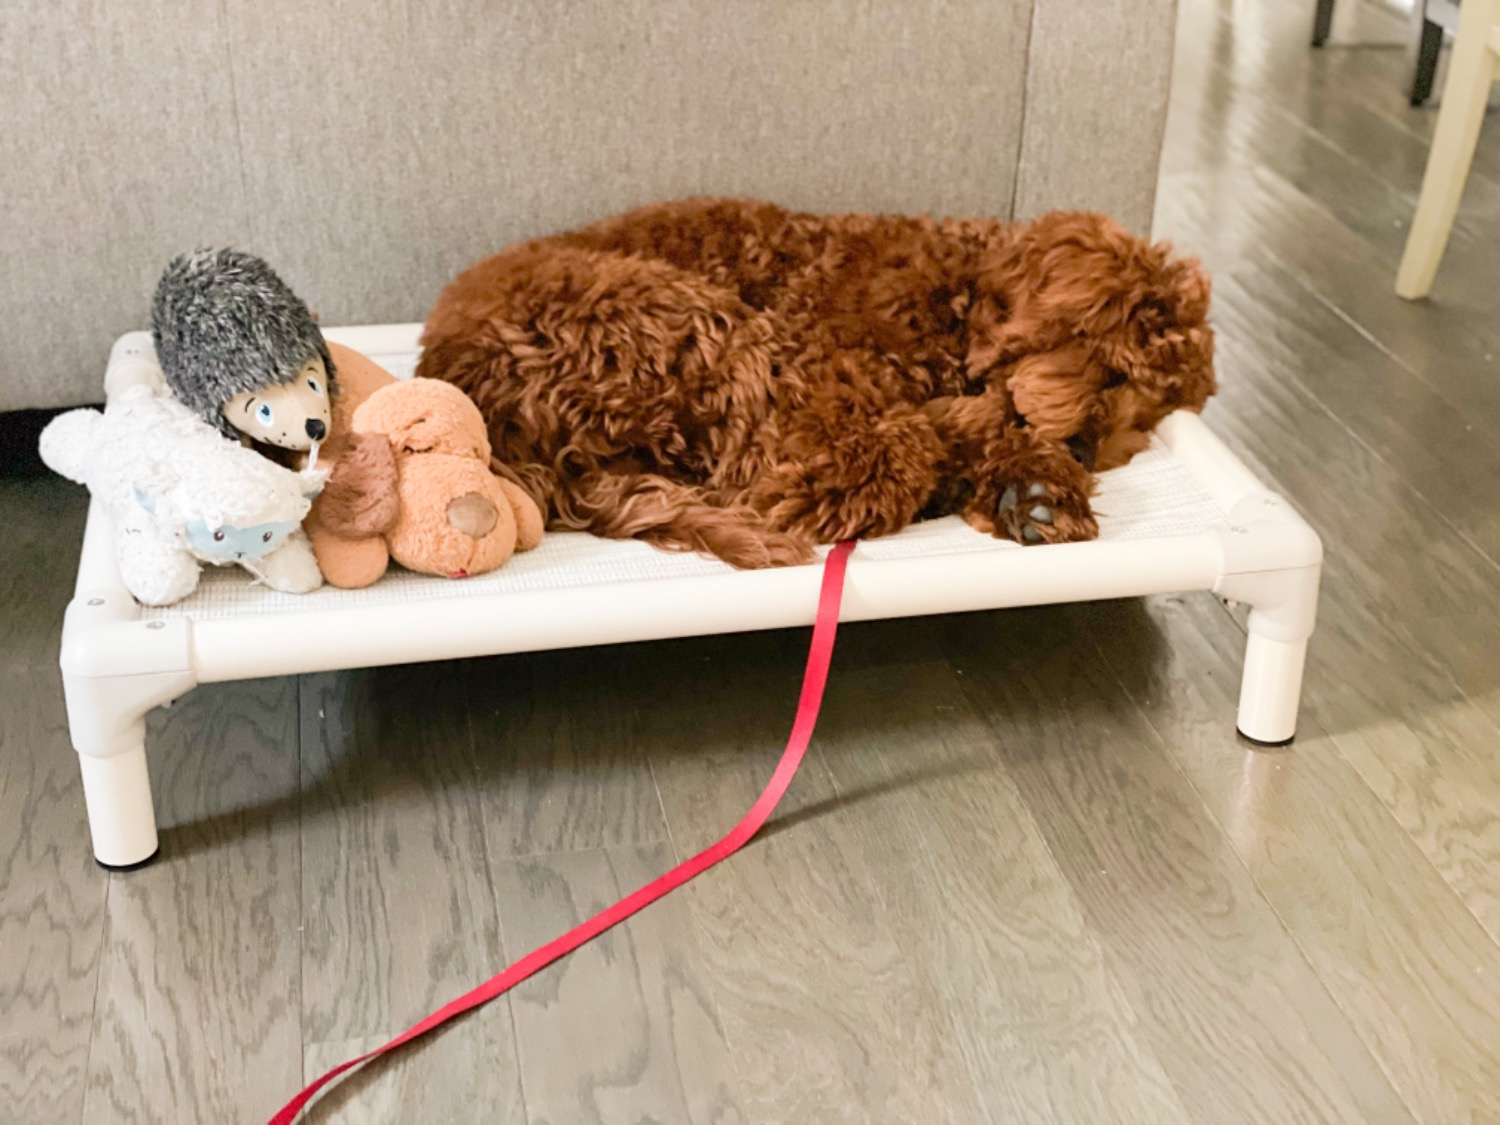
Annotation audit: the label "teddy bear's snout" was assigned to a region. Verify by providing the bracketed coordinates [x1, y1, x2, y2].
[446, 491, 498, 539]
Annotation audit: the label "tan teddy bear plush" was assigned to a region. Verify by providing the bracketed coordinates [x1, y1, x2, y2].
[309, 363, 543, 587]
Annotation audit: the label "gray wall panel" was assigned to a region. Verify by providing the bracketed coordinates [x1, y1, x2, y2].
[1, 2, 250, 411]
[223, 0, 1034, 328]
[4, 0, 1177, 410]
[1012, 0, 1178, 236]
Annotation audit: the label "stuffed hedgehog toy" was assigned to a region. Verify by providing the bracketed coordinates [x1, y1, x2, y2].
[152, 248, 336, 460]
[40, 355, 324, 606]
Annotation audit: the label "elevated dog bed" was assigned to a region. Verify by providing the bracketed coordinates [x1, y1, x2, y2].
[61, 326, 1322, 868]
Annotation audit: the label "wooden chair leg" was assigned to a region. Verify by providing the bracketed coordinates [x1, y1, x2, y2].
[1396, 0, 1500, 299]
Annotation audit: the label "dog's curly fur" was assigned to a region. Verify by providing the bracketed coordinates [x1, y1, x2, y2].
[417, 198, 1215, 567]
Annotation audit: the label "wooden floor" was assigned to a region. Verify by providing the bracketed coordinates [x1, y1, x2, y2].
[6, 2, 1500, 1121]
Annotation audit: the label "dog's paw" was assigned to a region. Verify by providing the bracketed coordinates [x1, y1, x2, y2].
[995, 480, 1097, 544]
[966, 466, 1098, 546]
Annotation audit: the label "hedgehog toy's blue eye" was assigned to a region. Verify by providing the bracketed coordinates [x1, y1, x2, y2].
[256, 403, 274, 425]
[307, 377, 321, 394]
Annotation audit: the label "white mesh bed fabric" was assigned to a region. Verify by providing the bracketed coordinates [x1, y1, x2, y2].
[141, 338, 1228, 623]
[143, 442, 1228, 622]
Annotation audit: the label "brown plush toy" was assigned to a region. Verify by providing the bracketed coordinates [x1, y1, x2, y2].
[310, 367, 544, 586]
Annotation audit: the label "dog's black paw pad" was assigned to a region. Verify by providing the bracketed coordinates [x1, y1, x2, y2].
[1001, 485, 1054, 529]
[992, 479, 1095, 545]
[1006, 483, 1056, 542]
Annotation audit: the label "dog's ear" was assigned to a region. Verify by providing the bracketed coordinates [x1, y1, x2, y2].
[1153, 246, 1212, 327]
[986, 212, 1154, 344]
[1005, 343, 1105, 441]
[963, 292, 1009, 377]
[1105, 249, 1216, 414]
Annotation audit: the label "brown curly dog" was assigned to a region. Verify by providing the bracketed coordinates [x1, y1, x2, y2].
[418, 198, 1215, 568]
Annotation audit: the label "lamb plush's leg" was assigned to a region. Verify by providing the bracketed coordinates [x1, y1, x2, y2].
[254, 528, 324, 593]
[931, 390, 1099, 545]
[115, 509, 201, 606]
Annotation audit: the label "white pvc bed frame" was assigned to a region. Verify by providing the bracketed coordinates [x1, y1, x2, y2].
[61, 327, 1323, 869]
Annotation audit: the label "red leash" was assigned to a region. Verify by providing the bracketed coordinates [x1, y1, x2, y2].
[270, 540, 857, 1124]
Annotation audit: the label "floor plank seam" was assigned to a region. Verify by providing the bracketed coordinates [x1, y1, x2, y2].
[1319, 728, 1500, 963]
[642, 741, 758, 1125]
[1200, 586, 1500, 959]
[461, 698, 530, 1124]
[485, 836, 675, 865]
[293, 672, 307, 1097]
[1082, 632, 1426, 1125]
[796, 733, 991, 1110]
[1251, 71, 1499, 251]
[1275, 260, 1445, 387]
[644, 745, 680, 866]
[893, 657, 1137, 1125]
[1259, 94, 1424, 206]
[1216, 257, 1500, 582]
[939, 649, 1199, 1124]
[77, 868, 115, 1125]
[1276, 248, 1500, 425]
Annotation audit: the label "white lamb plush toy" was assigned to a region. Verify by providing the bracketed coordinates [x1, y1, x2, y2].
[40, 358, 324, 606]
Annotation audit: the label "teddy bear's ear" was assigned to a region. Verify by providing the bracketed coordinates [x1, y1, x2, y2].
[132, 485, 157, 515]
[317, 432, 400, 538]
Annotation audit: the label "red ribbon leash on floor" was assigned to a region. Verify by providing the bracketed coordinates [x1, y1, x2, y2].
[270, 540, 857, 1125]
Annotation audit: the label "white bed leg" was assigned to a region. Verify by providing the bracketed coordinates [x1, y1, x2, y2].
[76, 745, 158, 870]
[60, 590, 197, 869]
[1215, 495, 1323, 747]
[1218, 560, 1321, 746]
[63, 663, 195, 869]
[1236, 630, 1309, 747]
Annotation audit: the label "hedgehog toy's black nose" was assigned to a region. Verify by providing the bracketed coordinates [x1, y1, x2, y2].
[306, 419, 327, 440]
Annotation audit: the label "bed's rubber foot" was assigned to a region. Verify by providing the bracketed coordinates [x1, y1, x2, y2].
[1237, 728, 1295, 749]
[96, 846, 161, 873]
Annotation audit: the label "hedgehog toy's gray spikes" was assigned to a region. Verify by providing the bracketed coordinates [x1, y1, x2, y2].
[151, 249, 336, 432]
